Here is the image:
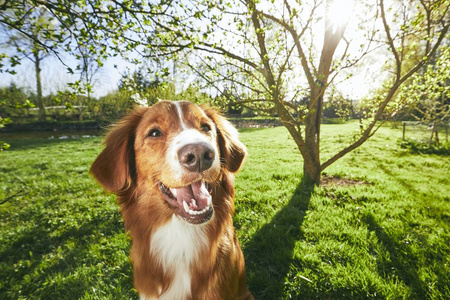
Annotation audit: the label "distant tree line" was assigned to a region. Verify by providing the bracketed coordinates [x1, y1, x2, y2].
[1, 65, 447, 125]
[0, 69, 217, 123]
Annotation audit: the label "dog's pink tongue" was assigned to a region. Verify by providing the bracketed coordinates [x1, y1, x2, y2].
[176, 181, 211, 210]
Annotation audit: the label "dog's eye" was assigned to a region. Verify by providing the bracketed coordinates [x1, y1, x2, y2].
[201, 124, 211, 133]
[148, 129, 162, 137]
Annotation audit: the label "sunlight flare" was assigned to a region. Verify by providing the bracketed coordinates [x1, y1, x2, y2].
[327, 0, 354, 33]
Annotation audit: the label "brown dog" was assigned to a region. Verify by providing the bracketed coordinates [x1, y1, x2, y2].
[90, 100, 253, 299]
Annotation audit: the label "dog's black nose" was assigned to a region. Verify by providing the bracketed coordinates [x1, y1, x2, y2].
[178, 143, 215, 172]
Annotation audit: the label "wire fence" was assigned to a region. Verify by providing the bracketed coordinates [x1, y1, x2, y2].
[402, 121, 449, 144]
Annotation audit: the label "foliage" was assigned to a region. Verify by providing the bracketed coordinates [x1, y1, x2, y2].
[118, 69, 214, 107]
[398, 46, 450, 145]
[0, 116, 11, 150]
[0, 83, 32, 115]
[0, 83, 214, 125]
[1, 5, 59, 120]
[92, 90, 135, 119]
[1, 124, 449, 299]
[0, 0, 179, 96]
[0, 83, 35, 149]
[323, 88, 355, 120]
[0, 83, 105, 123]
[401, 139, 449, 155]
[119, 69, 173, 106]
[212, 90, 246, 115]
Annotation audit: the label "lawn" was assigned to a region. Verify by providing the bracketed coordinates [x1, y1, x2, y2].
[1, 123, 449, 299]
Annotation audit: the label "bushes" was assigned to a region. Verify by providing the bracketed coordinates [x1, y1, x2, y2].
[400, 139, 449, 155]
[93, 90, 135, 119]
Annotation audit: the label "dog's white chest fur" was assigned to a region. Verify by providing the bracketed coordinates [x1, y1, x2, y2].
[149, 215, 209, 299]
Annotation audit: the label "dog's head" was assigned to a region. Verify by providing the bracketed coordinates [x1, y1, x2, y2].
[90, 100, 246, 224]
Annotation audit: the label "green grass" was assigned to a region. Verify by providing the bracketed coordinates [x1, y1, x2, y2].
[0, 136, 135, 299]
[1, 123, 449, 299]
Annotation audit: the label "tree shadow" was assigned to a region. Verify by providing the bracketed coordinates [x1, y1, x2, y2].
[2, 130, 100, 151]
[361, 212, 427, 299]
[244, 178, 314, 299]
[0, 206, 135, 299]
[377, 163, 420, 196]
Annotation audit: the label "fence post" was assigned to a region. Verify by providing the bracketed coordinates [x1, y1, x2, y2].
[446, 124, 448, 143]
[402, 121, 406, 141]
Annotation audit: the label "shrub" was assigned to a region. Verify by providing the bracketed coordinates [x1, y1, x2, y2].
[400, 139, 449, 155]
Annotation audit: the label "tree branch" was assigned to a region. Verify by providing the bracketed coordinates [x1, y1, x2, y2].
[380, 0, 401, 80]
[259, 3, 318, 89]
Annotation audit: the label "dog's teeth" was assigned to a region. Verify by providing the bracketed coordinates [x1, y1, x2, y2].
[182, 200, 212, 216]
[183, 201, 189, 213]
[192, 199, 197, 208]
[170, 188, 177, 198]
[207, 196, 212, 206]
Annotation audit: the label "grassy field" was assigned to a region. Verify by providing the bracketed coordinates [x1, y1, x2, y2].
[1, 123, 449, 299]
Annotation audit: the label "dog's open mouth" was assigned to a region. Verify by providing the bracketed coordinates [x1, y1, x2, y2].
[159, 181, 214, 224]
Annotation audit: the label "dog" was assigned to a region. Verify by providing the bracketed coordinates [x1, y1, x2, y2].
[90, 100, 253, 299]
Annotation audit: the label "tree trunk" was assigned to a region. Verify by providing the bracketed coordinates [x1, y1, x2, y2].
[429, 122, 436, 146]
[302, 87, 324, 186]
[433, 124, 439, 145]
[299, 0, 346, 186]
[33, 47, 45, 121]
[302, 154, 321, 185]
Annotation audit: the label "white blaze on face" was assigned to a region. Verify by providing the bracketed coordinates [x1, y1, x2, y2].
[166, 102, 219, 183]
[175, 101, 188, 130]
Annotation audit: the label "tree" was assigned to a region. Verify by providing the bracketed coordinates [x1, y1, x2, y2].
[78, 44, 102, 104]
[0, 0, 178, 96]
[1, 6, 56, 120]
[119, 68, 169, 105]
[323, 87, 354, 120]
[119, 68, 213, 106]
[399, 46, 450, 145]
[90, 89, 134, 119]
[214, 89, 245, 115]
[0, 83, 34, 149]
[145, 0, 449, 185]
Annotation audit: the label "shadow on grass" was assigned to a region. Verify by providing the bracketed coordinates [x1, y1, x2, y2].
[377, 164, 420, 196]
[362, 212, 427, 299]
[0, 207, 134, 299]
[244, 178, 314, 299]
[8, 137, 93, 152]
[2, 130, 100, 151]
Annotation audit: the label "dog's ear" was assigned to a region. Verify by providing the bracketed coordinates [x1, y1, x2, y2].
[203, 107, 247, 173]
[90, 107, 146, 193]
